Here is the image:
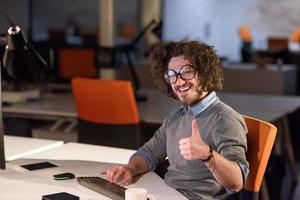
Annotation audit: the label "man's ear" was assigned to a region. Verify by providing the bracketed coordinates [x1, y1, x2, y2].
[197, 77, 208, 92]
[196, 84, 205, 94]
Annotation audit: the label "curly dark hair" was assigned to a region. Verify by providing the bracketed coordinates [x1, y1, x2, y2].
[150, 39, 223, 99]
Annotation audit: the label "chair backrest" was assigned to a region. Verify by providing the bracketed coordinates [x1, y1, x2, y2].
[242, 115, 277, 199]
[72, 77, 139, 124]
[59, 48, 98, 79]
[72, 78, 140, 149]
[239, 26, 252, 43]
[290, 28, 300, 43]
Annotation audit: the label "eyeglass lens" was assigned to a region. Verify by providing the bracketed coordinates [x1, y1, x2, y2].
[164, 65, 196, 84]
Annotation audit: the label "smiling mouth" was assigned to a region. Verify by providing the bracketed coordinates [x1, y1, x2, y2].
[177, 85, 191, 95]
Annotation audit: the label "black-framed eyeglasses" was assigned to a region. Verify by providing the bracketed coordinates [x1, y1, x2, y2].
[164, 64, 197, 84]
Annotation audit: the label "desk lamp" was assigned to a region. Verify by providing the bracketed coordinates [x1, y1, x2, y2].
[0, 18, 48, 169]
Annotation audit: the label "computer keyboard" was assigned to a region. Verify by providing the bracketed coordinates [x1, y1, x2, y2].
[77, 176, 126, 200]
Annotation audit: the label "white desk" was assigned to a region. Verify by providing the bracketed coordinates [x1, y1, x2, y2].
[0, 142, 187, 200]
[25, 142, 136, 164]
[4, 135, 64, 161]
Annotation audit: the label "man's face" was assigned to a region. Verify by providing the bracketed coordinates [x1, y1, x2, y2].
[167, 56, 207, 107]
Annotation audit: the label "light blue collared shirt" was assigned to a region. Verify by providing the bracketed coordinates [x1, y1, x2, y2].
[184, 91, 218, 116]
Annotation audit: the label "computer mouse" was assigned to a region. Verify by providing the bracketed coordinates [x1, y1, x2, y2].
[53, 172, 75, 180]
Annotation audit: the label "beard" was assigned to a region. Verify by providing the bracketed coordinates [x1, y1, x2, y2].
[174, 83, 205, 107]
[179, 93, 202, 107]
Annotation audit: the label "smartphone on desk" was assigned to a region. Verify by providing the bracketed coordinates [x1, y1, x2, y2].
[19, 161, 58, 171]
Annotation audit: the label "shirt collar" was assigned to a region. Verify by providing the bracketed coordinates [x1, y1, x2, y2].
[183, 91, 218, 116]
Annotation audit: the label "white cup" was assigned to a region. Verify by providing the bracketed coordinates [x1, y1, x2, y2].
[125, 188, 156, 200]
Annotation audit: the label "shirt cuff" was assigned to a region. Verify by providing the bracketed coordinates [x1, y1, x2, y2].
[237, 161, 249, 186]
[132, 149, 156, 171]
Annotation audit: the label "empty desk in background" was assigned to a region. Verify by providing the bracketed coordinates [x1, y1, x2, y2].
[2, 93, 76, 120]
[222, 63, 297, 95]
[3, 89, 300, 130]
[3, 88, 300, 128]
[3, 94, 77, 140]
[139, 88, 300, 123]
[6, 89, 298, 122]
[4, 135, 63, 161]
[0, 142, 187, 200]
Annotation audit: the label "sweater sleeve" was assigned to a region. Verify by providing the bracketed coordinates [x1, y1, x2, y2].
[132, 118, 168, 171]
[213, 111, 249, 186]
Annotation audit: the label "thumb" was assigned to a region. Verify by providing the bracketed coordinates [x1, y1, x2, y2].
[192, 119, 201, 138]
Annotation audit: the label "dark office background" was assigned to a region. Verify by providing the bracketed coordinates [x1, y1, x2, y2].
[0, 0, 139, 41]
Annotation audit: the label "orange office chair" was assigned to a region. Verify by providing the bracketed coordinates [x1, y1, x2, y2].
[290, 28, 300, 43]
[241, 115, 277, 200]
[238, 26, 253, 63]
[59, 48, 98, 79]
[239, 26, 252, 43]
[72, 77, 141, 149]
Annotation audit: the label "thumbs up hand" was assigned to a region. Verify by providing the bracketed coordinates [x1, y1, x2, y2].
[179, 119, 211, 160]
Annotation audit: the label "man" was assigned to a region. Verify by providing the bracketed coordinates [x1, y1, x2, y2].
[106, 39, 249, 200]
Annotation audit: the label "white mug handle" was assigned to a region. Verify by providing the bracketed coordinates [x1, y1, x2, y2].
[147, 194, 156, 200]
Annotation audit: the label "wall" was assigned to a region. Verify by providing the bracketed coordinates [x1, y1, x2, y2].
[163, 0, 300, 61]
[163, 0, 214, 43]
